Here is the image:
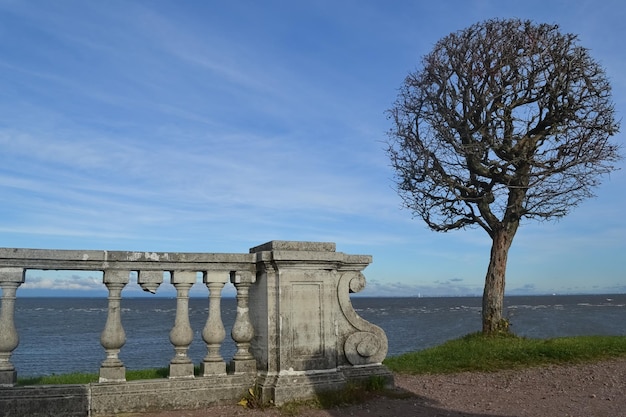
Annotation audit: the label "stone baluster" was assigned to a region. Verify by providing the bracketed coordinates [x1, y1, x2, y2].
[229, 271, 257, 374]
[0, 268, 24, 387]
[137, 270, 163, 294]
[169, 270, 196, 378]
[99, 270, 129, 382]
[201, 271, 228, 376]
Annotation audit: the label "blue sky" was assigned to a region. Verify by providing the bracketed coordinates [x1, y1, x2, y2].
[1, 0, 624, 297]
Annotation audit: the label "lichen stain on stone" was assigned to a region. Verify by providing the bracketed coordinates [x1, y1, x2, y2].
[127, 252, 169, 261]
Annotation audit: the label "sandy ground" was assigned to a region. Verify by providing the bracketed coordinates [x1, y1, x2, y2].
[127, 358, 626, 417]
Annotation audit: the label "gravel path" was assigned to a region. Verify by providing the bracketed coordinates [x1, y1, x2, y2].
[127, 358, 626, 417]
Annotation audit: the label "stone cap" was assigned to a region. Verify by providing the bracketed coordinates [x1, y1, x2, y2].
[249, 241, 336, 253]
[250, 241, 371, 267]
[0, 248, 255, 272]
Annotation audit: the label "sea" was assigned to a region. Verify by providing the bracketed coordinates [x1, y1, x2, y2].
[10, 294, 626, 377]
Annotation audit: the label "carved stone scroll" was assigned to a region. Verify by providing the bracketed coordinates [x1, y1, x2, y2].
[338, 271, 388, 365]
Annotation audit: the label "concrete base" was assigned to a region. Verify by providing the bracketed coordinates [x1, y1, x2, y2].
[0, 374, 256, 417]
[99, 366, 126, 383]
[0, 370, 16, 387]
[169, 363, 194, 379]
[0, 367, 393, 416]
[0, 385, 89, 417]
[201, 361, 226, 376]
[255, 364, 394, 406]
[256, 369, 348, 406]
[90, 374, 255, 416]
[341, 364, 395, 388]
[229, 359, 257, 375]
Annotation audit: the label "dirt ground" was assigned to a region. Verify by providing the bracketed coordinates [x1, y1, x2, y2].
[130, 358, 626, 417]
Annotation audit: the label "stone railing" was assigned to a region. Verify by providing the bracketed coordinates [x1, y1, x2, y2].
[0, 241, 392, 416]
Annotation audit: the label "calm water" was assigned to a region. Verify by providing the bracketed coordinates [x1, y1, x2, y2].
[10, 294, 626, 377]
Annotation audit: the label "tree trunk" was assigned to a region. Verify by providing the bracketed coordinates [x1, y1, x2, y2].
[482, 226, 516, 334]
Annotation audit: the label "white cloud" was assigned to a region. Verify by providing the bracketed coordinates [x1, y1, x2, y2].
[21, 272, 103, 291]
[0, 0, 625, 297]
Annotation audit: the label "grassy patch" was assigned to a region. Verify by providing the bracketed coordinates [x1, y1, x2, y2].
[17, 367, 172, 386]
[126, 367, 170, 380]
[384, 333, 626, 374]
[18, 335, 626, 388]
[17, 372, 99, 385]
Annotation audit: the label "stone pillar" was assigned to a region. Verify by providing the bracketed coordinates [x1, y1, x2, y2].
[248, 241, 392, 405]
[229, 271, 256, 374]
[201, 271, 228, 375]
[0, 268, 24, 387]
[99, 270, 129, 382]
[169, 270, 196, 378]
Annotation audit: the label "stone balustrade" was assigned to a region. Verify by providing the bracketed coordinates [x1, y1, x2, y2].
[0, 241, 392, 417]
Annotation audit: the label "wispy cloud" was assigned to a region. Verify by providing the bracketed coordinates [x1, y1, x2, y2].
[21, 272, 103, 292]
[1, 0, 624, 296]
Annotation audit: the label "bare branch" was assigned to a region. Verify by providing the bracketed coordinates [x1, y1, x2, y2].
[387, 18, 621, 235]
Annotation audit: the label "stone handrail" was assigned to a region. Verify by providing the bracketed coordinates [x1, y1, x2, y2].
[0, 241, 392, 416]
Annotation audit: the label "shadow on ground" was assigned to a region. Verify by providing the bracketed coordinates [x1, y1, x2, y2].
[281, 384, 517, 417]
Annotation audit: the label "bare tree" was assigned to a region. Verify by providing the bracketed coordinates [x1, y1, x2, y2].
[386, 18, 621, 334]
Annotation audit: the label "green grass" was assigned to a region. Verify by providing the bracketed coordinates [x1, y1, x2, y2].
[18, 367, 172, 386]
[18, 334, 626, 386]
[18, 372, 99, 385]
[384, 333, 626, 374]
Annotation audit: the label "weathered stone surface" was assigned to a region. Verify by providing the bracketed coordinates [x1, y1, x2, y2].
[98, 366, 126, 383]
[256, 369, 348, 405]
[0, 385, 89, 417]
[0, 371, 16, 387]
[201, 276, 228, 375]
[250, 240, 336, 253]
[0, 269, 23, 388]
[0, 248, 255, 272]
[249, 241, 390, 405]
[99, 270, 129, 383]
[137, 270, 164, 293]
[0, 241, 392, 413]
[89, 374, 254, 416]
[168, 271, 196, 379]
